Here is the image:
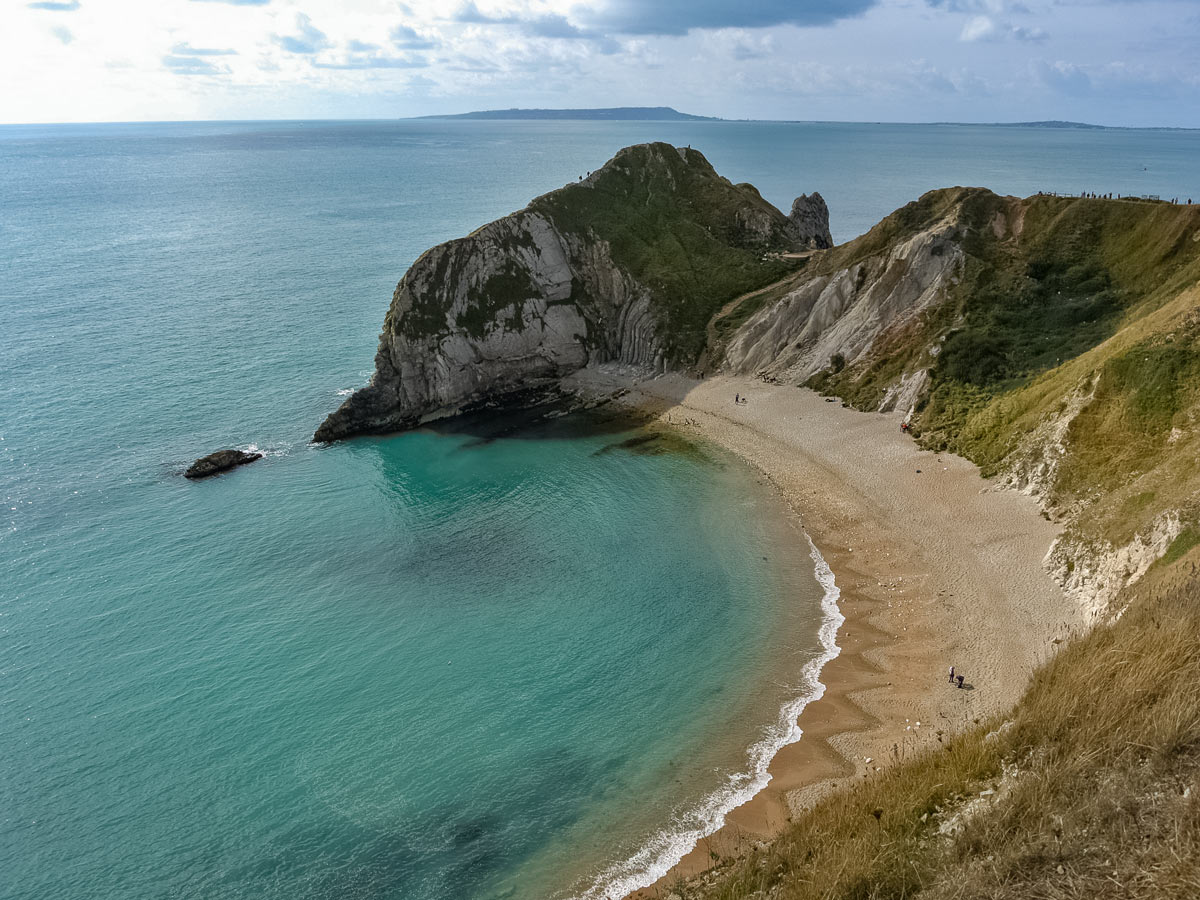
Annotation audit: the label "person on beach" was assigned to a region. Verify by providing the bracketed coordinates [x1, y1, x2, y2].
[948, 665, 955, 684]
[957, 674, 965, 689]
[735, 393, 740, 404]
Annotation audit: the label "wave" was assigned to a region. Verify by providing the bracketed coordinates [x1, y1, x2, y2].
[573, 535, 844, 900]
[242, 442, 291, 459]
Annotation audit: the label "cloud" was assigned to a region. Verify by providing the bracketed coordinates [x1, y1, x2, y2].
[1037, 59, 1092, 95]
[163, 54, 230, 75]
[451, 2, 505, 25]
[28, 1, 80, 10]
[390, 24, 438, 49]
[954, 6, 1047, 42]
[189, 0, 270, 5]
[272, 13, 332, 54]
[50, 25, 72, 43]
[1009, 24, 1047, 42]
[960, 14, 998, 40]
[169, 42, 236, 56]
[313, 54, 428, 70]
[451, 2, 619, 51]
[577, 0, 879, 35]
[524, 13, 588, 39]
[716, 29, 776, 61]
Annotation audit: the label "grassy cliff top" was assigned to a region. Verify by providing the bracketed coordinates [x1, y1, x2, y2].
[387, 142, 803, 363]
[678, 190, 1200, 900]
[529, 143, 800, 362]
[806, 189, 1200, 542]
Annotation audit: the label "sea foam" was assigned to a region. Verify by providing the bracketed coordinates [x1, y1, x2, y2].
[575, 535, 844, 900]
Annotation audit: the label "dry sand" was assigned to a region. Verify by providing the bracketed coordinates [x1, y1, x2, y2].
[562, 367, 1086, 897]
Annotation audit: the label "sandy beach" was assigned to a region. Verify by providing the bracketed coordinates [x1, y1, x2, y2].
[563, 367, 1086, 897]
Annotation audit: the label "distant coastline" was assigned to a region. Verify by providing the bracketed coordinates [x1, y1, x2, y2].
[406, 109, 1200, 130]
[414, 106, 721, 121]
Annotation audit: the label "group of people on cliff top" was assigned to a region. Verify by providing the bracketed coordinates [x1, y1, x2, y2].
[1037, 190, 1192, 204]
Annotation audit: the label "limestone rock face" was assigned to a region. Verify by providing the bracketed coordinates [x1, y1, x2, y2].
[185, 449, 262, 479]
[316, 142, 816, 441]
[787, 193, 833, 249]
[723, 213, 961, 383]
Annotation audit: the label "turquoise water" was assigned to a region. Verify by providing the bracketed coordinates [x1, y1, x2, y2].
[3, 120, 1199, 900]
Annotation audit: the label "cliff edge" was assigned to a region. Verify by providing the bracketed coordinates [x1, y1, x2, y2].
[315, 143, 824, 441]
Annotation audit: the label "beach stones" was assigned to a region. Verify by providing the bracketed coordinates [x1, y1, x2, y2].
[184, 448, 262, 479]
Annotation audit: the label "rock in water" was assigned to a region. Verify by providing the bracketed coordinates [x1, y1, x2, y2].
[184, 449, 262, 479]
[788, 193, 833, 249]
[314, 142, 825, 442]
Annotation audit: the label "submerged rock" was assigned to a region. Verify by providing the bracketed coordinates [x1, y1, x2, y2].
[184, 449, 262, 479]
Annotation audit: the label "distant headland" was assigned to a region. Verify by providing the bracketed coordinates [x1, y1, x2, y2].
[415, 106, 721, 121]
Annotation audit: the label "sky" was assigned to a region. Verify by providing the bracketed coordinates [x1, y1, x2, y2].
[2, 0, 1198, 126]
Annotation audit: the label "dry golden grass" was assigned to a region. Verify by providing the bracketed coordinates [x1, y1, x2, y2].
[671, 193, 1200, 900]
[677, 550, 1200, 900]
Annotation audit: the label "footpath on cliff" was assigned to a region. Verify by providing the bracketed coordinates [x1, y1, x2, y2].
[563, 366, 1085, 895]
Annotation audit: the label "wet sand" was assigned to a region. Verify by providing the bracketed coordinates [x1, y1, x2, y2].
[562, 367, 1085, 896]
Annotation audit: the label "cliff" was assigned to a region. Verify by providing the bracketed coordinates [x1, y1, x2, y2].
[715, 187, 1200, 615]
[650, 192, 1200, 900]
[315, 143, 822, 441]
[319, 155, 1200, 609]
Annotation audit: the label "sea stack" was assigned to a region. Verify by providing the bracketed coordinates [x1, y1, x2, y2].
[788, 193, 833, 249]
[314, 142, 827, 442]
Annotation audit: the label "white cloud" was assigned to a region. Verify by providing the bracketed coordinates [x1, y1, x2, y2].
[961, 14, 998, 40]
[272, 13, 333, 54]
[0, 0, 1195, 126]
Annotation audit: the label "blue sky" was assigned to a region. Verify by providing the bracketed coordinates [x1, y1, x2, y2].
[3, 0, 1198, 125]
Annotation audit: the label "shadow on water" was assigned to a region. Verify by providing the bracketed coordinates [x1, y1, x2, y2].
[425, 391, 653, 444]
[416, 389, 719, 465]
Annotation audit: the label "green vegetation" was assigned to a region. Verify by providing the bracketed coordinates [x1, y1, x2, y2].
[677, 546, 1200, 900]
[532, 144, 795, 364]
[1157, 527, 1200, 568]
[456, 261, 537, 339]
[707, 267, 810, 361]
[391, 143, 801, 361]
[805, 193, 1200, 541]
[684, 194, 1200, 900]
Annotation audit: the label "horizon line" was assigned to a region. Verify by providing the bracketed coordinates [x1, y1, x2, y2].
[1, 114, 1198, 131]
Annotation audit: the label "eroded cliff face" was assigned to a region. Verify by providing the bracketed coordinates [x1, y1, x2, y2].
[315, 142, 823, 441]
[717, 188, 1200, 618]
[722, 213, 961, 389]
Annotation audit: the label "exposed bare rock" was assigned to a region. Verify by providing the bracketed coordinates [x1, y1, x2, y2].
[722, 214, 962, 382]
[787, 192, 833, 249]
[184, 449, 262, 479]
[315, 142, 819, 441]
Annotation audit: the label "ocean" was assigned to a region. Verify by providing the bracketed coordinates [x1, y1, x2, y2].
[2, 119, 1198, 900]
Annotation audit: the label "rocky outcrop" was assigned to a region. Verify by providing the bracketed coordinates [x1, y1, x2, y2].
[316, 142, 821, 441]
[722, 203, 962, 382]
[185, 449, 262, 479]
[787, 193, 832, 249]
[1046, 512, 1184, 619]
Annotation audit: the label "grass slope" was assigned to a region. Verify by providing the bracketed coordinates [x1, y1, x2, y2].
[532, 144, 796, 364]
[677, 545, 1200, 900]
[675, 194, 1200, 899]
[810, 193, 1200, 541]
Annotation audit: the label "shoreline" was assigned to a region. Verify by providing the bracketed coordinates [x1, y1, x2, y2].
[561, 367, 1085, 899]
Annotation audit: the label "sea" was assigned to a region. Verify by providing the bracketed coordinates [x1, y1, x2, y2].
[3, 119, 1199, 900]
